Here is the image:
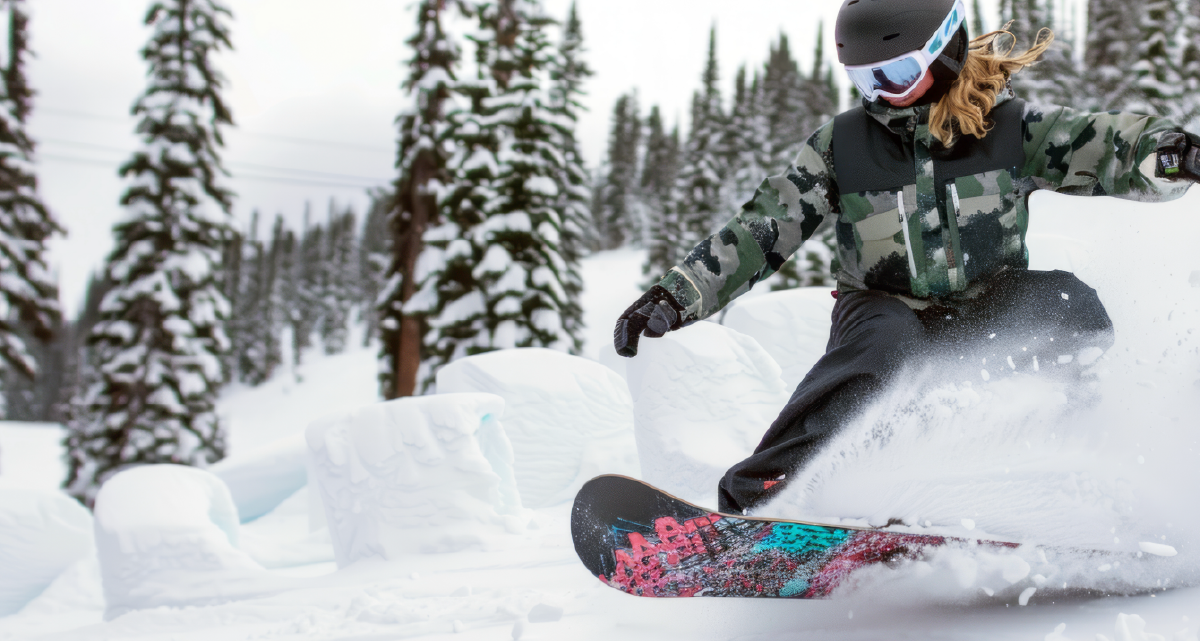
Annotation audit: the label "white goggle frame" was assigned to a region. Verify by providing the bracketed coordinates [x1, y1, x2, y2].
[843, 0, 967, 102]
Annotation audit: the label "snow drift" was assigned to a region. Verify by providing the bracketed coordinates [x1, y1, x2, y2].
[0, 489, 93, 617]
[306, 393, 530, 567]
[92, 465, 282, 619]
[436, 348, 639, 508]
[624, 321, 792, 506]
[721, 286, 836, 391]
[209, 433, 307, 523]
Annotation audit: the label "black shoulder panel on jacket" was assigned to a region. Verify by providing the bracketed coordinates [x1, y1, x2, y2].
[833, 106, 916, 194]
[832, 99, 1026, 195]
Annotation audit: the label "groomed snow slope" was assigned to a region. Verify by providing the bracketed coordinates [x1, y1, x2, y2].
[0, 189, 1198, 640]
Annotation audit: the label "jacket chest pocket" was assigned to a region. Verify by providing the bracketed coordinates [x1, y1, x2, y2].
[850, 185, 918, 278]
[949, 168, 1022, 280]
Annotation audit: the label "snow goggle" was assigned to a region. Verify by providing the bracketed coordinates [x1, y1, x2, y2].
[844, 0, 966, 102]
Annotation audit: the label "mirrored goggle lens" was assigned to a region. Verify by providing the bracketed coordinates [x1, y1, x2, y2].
[847, 56, 925, 98]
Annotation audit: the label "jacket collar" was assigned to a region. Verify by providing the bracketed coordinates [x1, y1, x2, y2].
[861, 84, 1017, 137]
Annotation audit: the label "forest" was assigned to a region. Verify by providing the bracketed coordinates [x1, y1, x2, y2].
[0, 0, 1196, 505]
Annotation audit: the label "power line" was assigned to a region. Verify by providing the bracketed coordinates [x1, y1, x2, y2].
[37, 153, 388, 190]
[37, 106, 395, 154]
[37, 138, 392, 185]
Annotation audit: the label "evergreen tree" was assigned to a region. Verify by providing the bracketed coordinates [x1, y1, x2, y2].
[1083, 0, 1140, 111]
[676, 26, 727, 240]
[1180, 0, 1200, 127]
[358, 188, 392, 346]
[0, 0, 62, 385]
[723, 66, 761, 211]
[319, 203, 356, 355]
[641, 108, 682, 286]
[547, 0, 589, 349]
[972, 0, 987, 36]
[1011, 0, 1081, 106]
[761, 33, 809, 170]
[66, 0, 235, 506]
[234, 212, 283, 386]
[594, 91, 641, 248]
[1127, 0, 1184, 118]
[291, 211, 323, 364]
[378, 0, 461, 399]
[407, 0, 581, 391]
[795, 21, 838, 138]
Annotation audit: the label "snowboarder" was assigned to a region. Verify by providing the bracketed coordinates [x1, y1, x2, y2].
[613, 0, 1200, 515]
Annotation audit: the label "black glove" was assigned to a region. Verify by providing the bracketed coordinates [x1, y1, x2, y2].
[613, 285, 687, 358]
[1155, 132, 1200, 181]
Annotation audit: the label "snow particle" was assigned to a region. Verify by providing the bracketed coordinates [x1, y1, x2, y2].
[981, 369, 990, 381]
[1061, 292, 1069, 300]
[1018, 587, 1036, 606]
[961, 518, 976, 531]
[1137, 455, 1145, 464]
[981, 586, 995, 597]
[1138, 542, 1178, 557]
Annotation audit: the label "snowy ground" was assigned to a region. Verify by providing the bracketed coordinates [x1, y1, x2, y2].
[2, 189, 1200, 640]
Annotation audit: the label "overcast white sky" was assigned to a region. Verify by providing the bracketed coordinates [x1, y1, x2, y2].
[25, 0, 1002, 316]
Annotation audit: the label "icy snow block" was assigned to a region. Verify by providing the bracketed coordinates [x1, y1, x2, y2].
[306, 394, 526, 566]
[437, 348, 638, 508]
[209, 433, 307, 523]
[721, 287, 835, 392]
[93, 465, 272, 619]
[625, 322, 792, 506]
[0, 489, 93, 617]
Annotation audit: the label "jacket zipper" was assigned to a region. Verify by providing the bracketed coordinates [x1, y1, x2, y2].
[897, 191, 918, 279]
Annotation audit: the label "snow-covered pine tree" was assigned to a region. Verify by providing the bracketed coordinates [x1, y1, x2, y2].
[358, 188, 391, 346]
[971, 0, 987, 36]
[761, 33, 809, 171]
[378, 0, 462, 399]
[723, 66, 760, 212]
[228, 212, 258, 382]
[547, 0, 590, 348]
[234, 212, 283, 386]
[0, 0, 62, 387]
[641, 106, 682, 286]
[765, 23, 839, 292]
[1007, 0, 1083, 107]
[1180, 0, 1200, 127]
[319, 204, 356, 355]
[676, 26, 727, 241]
[407, 0, 581, 391]
[1083, 0, 1140, 111]
[594, 91, 641, 248]
[291, 212, 323, 363]
[66, 0, 235, 506]
[1127, 0, 1184, 118]
[796, 21, 838, 137]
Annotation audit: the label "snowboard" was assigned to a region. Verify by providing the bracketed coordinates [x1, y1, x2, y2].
[571, 474, 1020, 599]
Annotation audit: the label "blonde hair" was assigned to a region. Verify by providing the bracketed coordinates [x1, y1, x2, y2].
[929, 24, 1054, 146]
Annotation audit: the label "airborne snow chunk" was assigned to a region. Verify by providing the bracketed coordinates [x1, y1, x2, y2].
[1137, 542, 1177, 557]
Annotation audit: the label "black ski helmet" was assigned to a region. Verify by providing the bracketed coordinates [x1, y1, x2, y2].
[835, 0, 957, 66]
[835, 0, 970, 103]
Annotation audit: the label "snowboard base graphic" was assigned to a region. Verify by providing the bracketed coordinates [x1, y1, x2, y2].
[571, 475, 1020, 598]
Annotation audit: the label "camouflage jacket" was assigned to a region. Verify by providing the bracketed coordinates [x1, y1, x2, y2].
[658, 89, 1194, 322]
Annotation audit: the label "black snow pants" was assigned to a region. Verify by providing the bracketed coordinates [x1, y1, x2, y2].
[716, 269, 1115, 514]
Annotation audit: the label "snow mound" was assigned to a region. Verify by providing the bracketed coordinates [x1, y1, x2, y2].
[721, 286, 835, 391]
[306, 394, 529, 567]
[625, 322, 791, 506]
[436, 348, 638, 508]
[0, 489, 93, 617]
[209, 433, 307, 523]
[93, 465, 279, 619]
